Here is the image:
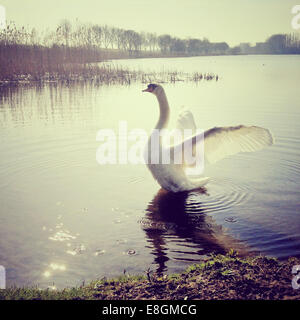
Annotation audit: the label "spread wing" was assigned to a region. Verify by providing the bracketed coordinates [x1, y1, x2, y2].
[170, 125, 273, 166]
[203, 125, 274, 164]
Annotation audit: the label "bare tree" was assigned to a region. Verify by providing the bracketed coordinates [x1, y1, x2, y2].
[158, 34, 172, 53]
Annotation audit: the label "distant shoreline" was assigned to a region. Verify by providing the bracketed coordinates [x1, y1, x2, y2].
[0, 53, 219, 86]
[0, 52, 299, 86]
[1, 20, 299, 83]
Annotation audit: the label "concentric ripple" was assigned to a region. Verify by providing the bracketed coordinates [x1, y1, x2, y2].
[188, 178, 254, 214]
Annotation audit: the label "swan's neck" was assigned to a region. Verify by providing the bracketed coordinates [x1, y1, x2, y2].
[155, 90, 170, 130]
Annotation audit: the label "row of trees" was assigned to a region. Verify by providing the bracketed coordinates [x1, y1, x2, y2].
[264, 34, 300, 54]
[0, 20, 232, 55]
[0, 19, 300, 80]
[237, 34, 300, 55]
[0, 20, 151, 53]
[1, 20, 300, 57]
[157, 35, 230, 55]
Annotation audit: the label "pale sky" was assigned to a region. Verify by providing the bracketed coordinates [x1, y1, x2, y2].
[1, 0, 300, 46]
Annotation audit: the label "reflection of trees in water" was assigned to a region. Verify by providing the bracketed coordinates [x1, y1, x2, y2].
[0, 82, 102, 127]
[143, 188, 245, 274]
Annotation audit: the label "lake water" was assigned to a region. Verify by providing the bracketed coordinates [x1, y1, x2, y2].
[0, 55, 300, 288]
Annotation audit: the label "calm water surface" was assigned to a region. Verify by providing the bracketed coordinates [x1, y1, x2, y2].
[0, 55, 300, 288]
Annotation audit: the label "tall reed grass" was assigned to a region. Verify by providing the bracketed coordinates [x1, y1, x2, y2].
[0, 23, 218, 85]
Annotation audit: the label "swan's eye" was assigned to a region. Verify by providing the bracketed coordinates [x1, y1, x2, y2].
[142, 83, 158, 93]
[148, 84, 158, 91]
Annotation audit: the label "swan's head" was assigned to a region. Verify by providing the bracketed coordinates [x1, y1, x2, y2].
[142, 83, 163, 96]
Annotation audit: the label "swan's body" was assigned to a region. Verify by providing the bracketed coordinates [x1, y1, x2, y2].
[142, 84, 273, 193]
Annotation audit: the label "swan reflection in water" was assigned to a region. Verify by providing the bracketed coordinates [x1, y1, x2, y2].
[142, 188, 248, 274]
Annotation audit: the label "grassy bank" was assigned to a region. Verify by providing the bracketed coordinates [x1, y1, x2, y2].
[1, 253, 299, 300]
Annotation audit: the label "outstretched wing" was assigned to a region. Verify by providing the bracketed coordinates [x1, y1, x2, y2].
[203, 125, 274, 164]
[171, 125, 273, 166]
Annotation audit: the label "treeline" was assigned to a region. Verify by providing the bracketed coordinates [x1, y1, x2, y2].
[238, 34, 300, 55]
[0, 20, 228, 81]
[1, 20, 300, 56]
[1, 20, 300, 81]
[0, 21, 220, 83]
[0, 20, 231, 56]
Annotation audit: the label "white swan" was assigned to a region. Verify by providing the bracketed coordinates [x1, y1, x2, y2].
[142, 83, 274, 193]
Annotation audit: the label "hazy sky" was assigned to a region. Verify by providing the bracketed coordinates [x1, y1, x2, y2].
[1, 0, 300, 46]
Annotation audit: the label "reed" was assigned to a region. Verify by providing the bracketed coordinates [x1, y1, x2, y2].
[0, 23, 218, 85]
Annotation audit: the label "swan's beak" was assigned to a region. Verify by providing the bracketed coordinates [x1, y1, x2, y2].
[142, 87, 151, 92]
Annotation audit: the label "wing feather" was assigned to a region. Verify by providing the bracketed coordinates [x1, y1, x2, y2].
[204, 125, 274, 164]
[170, 125, 273, 166]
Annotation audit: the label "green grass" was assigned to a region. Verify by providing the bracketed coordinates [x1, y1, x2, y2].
[1, 253, 299, 300]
